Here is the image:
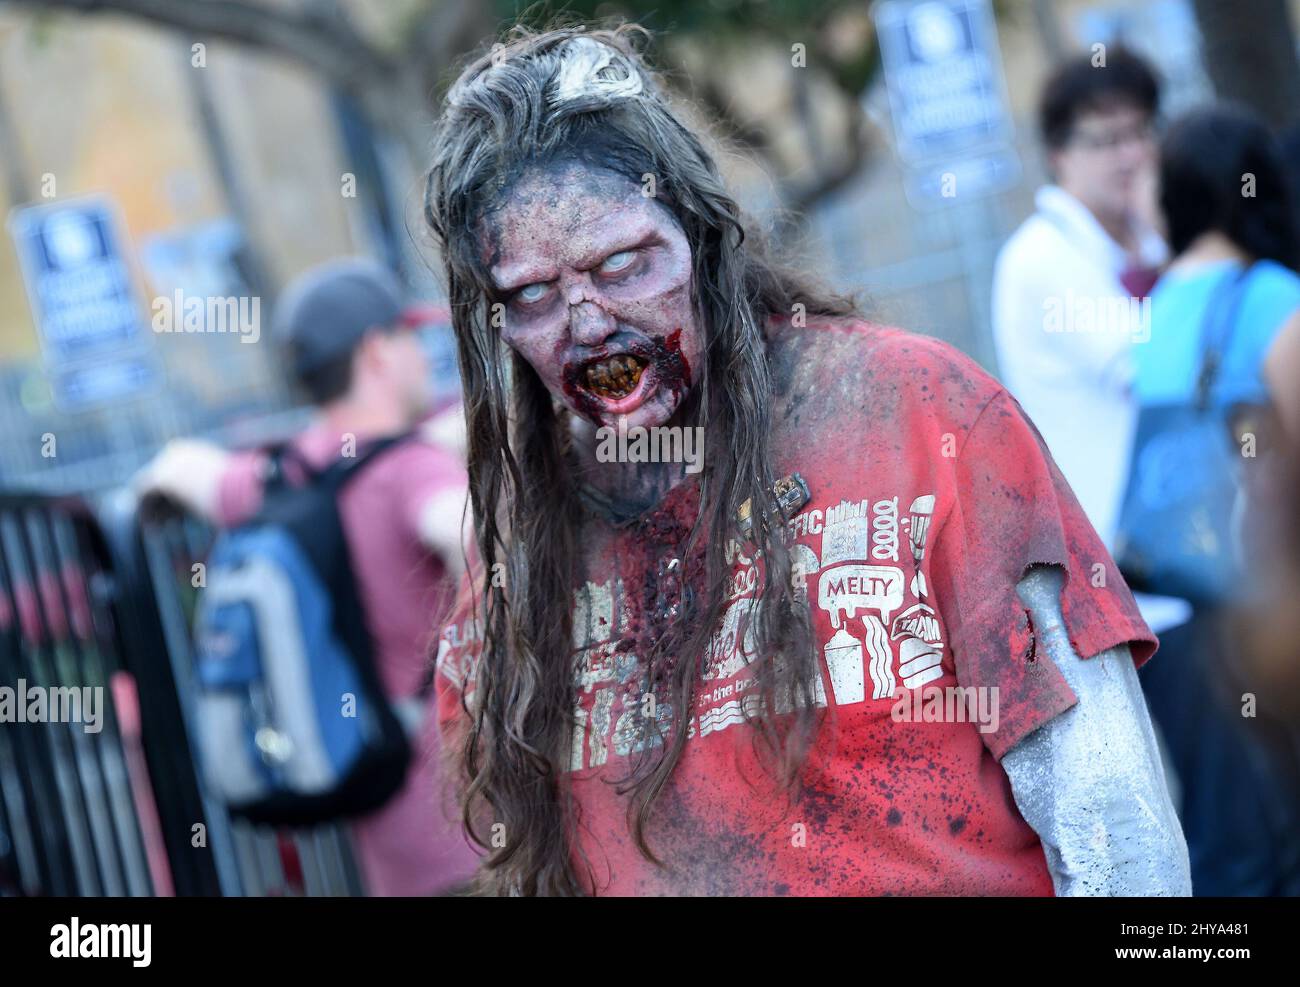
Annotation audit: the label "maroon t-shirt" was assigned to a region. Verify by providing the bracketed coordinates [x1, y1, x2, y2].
[218, 422, 480, 895]
[437, 322, 1157, 895]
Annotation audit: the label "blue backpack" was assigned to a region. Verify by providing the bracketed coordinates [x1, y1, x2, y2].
[193, 434, 417, 826]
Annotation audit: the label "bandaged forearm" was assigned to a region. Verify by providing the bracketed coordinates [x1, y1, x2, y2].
[1001, 565, 1192, 896]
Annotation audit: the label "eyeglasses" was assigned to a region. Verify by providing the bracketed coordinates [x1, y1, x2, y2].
[1068, 120, 1156, 151]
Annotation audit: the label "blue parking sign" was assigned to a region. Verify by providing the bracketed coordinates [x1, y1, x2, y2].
[9, 196, 159, 409]
[875, 0, 1014, 164]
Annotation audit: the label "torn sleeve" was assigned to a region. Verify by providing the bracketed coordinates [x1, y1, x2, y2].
[1004, 566, 1191, 895]
[928, 388, 1158, 759]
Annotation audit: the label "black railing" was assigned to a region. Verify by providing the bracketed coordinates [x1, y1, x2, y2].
[0, 488, 363, 896]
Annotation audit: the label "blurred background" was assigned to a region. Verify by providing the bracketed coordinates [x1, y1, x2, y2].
[0, 0, 1297, 897]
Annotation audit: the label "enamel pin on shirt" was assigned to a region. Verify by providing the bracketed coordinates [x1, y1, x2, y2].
[735, 473, 811, 541]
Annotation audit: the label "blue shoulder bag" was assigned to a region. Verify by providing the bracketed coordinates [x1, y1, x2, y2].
[1115, 263, 1255, 606]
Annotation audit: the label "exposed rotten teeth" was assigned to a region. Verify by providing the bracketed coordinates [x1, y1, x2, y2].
[584, 354, 646, 397]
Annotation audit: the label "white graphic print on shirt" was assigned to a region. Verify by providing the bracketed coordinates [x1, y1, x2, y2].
[557, 490, 944, 773]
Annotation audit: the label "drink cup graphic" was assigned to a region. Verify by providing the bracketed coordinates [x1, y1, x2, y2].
[823, 627, 865, 705]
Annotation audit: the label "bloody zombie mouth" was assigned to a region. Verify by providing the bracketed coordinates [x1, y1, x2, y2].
[560, 330, 691, 422]
[582, 354, 648, 399]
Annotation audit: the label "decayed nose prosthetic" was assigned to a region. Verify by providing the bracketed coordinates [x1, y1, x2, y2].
[479, 162, 704, 432]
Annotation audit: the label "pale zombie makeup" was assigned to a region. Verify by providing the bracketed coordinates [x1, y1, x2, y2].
[479, 162, 703, 433]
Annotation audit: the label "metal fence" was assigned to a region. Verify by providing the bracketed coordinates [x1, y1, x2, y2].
[0, 488, 364, 896]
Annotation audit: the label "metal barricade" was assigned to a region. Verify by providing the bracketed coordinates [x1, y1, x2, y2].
[0, 493, 157, 895]
[0, 489, 366, 897]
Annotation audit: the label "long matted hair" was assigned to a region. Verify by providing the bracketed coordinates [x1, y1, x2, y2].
[424, 23, 857, 896]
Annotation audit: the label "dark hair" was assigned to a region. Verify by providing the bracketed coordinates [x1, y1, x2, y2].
[1159, 104, 1300, 268]
[1038, 47, 1160, 150]
[424, 23, 855, 896]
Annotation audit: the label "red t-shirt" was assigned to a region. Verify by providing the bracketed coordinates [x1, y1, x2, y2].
[436, 322, 1158, 896]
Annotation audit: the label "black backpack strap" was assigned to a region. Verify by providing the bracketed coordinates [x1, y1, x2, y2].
[311, 431, 416, 493]
[261, 441, 317, 491]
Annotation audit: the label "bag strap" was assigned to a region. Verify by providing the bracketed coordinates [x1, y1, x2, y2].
[262, 442, 316, 491]
[263, 431, 414, 493]
[1194, 262, 1256, 412]
[315, 431, 414, 492]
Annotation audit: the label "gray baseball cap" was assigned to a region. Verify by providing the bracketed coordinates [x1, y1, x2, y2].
[274, 257, 408, 376]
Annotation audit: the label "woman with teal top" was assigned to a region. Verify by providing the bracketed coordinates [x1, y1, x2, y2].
[1140, 260, 1299, 413]
[1129, 104, 1300, 896]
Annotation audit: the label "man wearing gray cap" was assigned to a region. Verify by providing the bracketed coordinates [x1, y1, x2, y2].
[140, 257, 479, 895]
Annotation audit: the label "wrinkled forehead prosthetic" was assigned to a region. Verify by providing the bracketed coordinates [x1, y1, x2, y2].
[429, 30, 731, 282]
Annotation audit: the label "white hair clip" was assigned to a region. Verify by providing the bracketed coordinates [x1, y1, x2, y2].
[550, 37, 644, 105]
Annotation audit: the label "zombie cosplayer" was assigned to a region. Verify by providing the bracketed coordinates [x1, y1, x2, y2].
[426, 26, 1192, 896]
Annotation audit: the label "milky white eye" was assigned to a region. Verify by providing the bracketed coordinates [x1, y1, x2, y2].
[601, 250, 635, 274]
[516, 283, 549, 303]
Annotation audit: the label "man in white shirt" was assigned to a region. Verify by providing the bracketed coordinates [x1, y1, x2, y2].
[993, 48, 1187, 634]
